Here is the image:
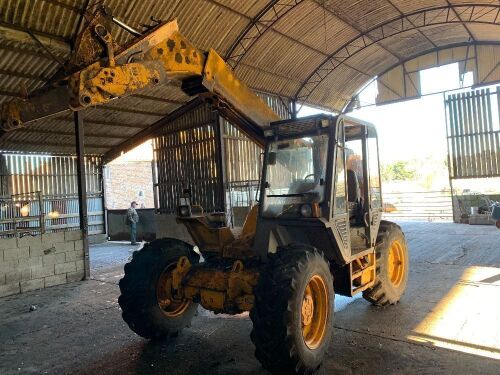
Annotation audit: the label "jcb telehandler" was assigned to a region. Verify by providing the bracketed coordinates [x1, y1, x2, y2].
[0, 8, 409, 374]
[119, 114, 409, 374]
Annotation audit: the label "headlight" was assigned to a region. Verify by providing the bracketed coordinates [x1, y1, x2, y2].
[300, 204, 312, 217]
[178, 205, 191, 217]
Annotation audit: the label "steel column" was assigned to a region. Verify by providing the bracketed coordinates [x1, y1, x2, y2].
[74, 111, 90, 279]
[214, 113, 227, 213]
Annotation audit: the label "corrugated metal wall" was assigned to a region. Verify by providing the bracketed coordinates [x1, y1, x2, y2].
[0, 154, 105, 235]
[445, 86, 500, 179]
[153, 94, 291, 214]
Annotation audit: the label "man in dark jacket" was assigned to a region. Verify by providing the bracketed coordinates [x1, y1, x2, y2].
[126, 201, 139, 245]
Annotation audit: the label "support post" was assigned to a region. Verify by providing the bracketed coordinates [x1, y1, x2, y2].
[74, 111, 90, 279]
[151, 157, 159, 212]
[291, 100, 298, 119]
[214, 113, 227, 214]
[101, 164, 108, 239]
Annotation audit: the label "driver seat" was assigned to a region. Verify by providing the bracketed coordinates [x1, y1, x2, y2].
[347, 169, 363, 223]
[347, 169, 360, 204]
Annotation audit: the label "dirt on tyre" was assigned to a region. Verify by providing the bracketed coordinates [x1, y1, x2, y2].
[250, 245, 334, 374]
[118, 238, 200, 340]
[363, 221, 409, 306]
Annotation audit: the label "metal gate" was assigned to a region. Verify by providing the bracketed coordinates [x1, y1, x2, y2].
[445, 86, 500, 179]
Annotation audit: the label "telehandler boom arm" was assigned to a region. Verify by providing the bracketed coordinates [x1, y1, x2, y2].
[0, 12, 280, 144]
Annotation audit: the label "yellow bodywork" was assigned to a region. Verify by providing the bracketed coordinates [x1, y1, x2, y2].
[351, 251, 376, 293]
[171, 255, 259, 313]
[171, 206, 261, 313]
[1, 19, 279, 136]
[178, 205, 259, 259]
[71, 21, 207, 108]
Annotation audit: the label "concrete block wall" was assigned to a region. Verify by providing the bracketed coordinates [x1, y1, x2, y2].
[0, 230, 85, 298]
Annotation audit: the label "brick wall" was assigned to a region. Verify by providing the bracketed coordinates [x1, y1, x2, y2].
[0, 230, 85, 298]
[104, 161, 154, 209]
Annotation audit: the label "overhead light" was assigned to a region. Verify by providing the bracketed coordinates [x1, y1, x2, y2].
[264, 129, 274, 137]
[20, 204, 30, 217]
[47, 211, 60, 219]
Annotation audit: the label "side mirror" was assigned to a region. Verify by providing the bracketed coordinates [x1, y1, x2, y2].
[268, 152, 277, 165]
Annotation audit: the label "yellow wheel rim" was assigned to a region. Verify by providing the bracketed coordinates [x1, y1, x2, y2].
[156, 263, 191, 317]
[301, 274, 329, 350]
[388, 240, 405, 287]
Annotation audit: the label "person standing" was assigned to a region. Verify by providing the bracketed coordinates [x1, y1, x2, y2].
[126, 201, 139, 245]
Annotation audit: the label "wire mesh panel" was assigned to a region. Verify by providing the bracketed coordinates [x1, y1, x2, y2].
[445, 86, 500, 179]
[225, 180, 260, 227]
[223, 120, 262, 182]
[154, 123, 223, 213]
[152, 94, 291, 215]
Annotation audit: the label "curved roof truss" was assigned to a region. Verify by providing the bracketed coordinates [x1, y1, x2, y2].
[294, 3, 500, 111]
[225, 0, 304, 68]
[342, 41, 500, 113]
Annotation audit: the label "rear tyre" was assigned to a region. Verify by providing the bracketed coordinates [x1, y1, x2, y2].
[250, 245, 334, 374]
[118, 238, 200, 340]
[363, 221, 409, 306]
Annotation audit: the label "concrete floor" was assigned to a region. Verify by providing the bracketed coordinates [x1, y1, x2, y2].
[0, 222, 499, 374]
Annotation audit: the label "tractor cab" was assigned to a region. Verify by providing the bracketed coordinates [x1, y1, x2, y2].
[254, 114, 383, 294]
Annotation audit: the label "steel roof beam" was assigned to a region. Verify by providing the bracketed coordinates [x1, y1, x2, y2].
[103, 98, 203, 163]
[38, 0, 82, 13]
[445, 0, 476, 42]
[342, 41, 500, 113]
[0, 21, 70, 44]
[1, 138, 110, 150]
[225, 0, 304, 68]
[315, 0, 404, 62]
[50, 116, 147, 129]
[14, 127, 128, 140]
[295, 4, 500, 110]
[385, 0, 438, 48]
[0, 69, 48, 82]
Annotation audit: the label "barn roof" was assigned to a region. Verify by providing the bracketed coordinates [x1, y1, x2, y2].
[0, 0, 499, 157]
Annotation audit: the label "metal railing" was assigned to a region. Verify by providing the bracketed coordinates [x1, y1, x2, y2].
[225, 180, 260, 227]
[0, 192, 104, 238]
[382, 190, 453, 221]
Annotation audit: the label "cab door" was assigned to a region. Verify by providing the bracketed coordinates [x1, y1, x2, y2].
[365, 127, 383, 246]
[331, 119, 351, 260]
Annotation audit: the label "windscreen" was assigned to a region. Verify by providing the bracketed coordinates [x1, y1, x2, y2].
[262, 135, 329, 218]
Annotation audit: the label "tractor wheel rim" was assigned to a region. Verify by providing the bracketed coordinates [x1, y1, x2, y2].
[388, 240, 405, 287]
[301, 274, 329, 350]
[156, 263, 190, 317]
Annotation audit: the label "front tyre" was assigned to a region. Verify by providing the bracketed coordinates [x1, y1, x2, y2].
[250, 246, 334, 374]
[118, 238, 200, 340]
[363, 221, 409, 306]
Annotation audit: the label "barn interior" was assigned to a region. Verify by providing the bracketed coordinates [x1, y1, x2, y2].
[0, 1, 499, 374]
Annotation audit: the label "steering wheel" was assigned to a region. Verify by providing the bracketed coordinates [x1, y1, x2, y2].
[304, 173, 315, 181]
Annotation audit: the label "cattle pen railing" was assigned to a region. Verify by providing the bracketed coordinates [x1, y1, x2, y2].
[0, 192, 104, 238]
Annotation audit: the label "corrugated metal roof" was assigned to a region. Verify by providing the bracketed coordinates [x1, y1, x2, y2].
[0, 0, 498, 157]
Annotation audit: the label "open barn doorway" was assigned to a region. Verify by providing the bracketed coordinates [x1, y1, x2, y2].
[299, 62, 500, 225]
